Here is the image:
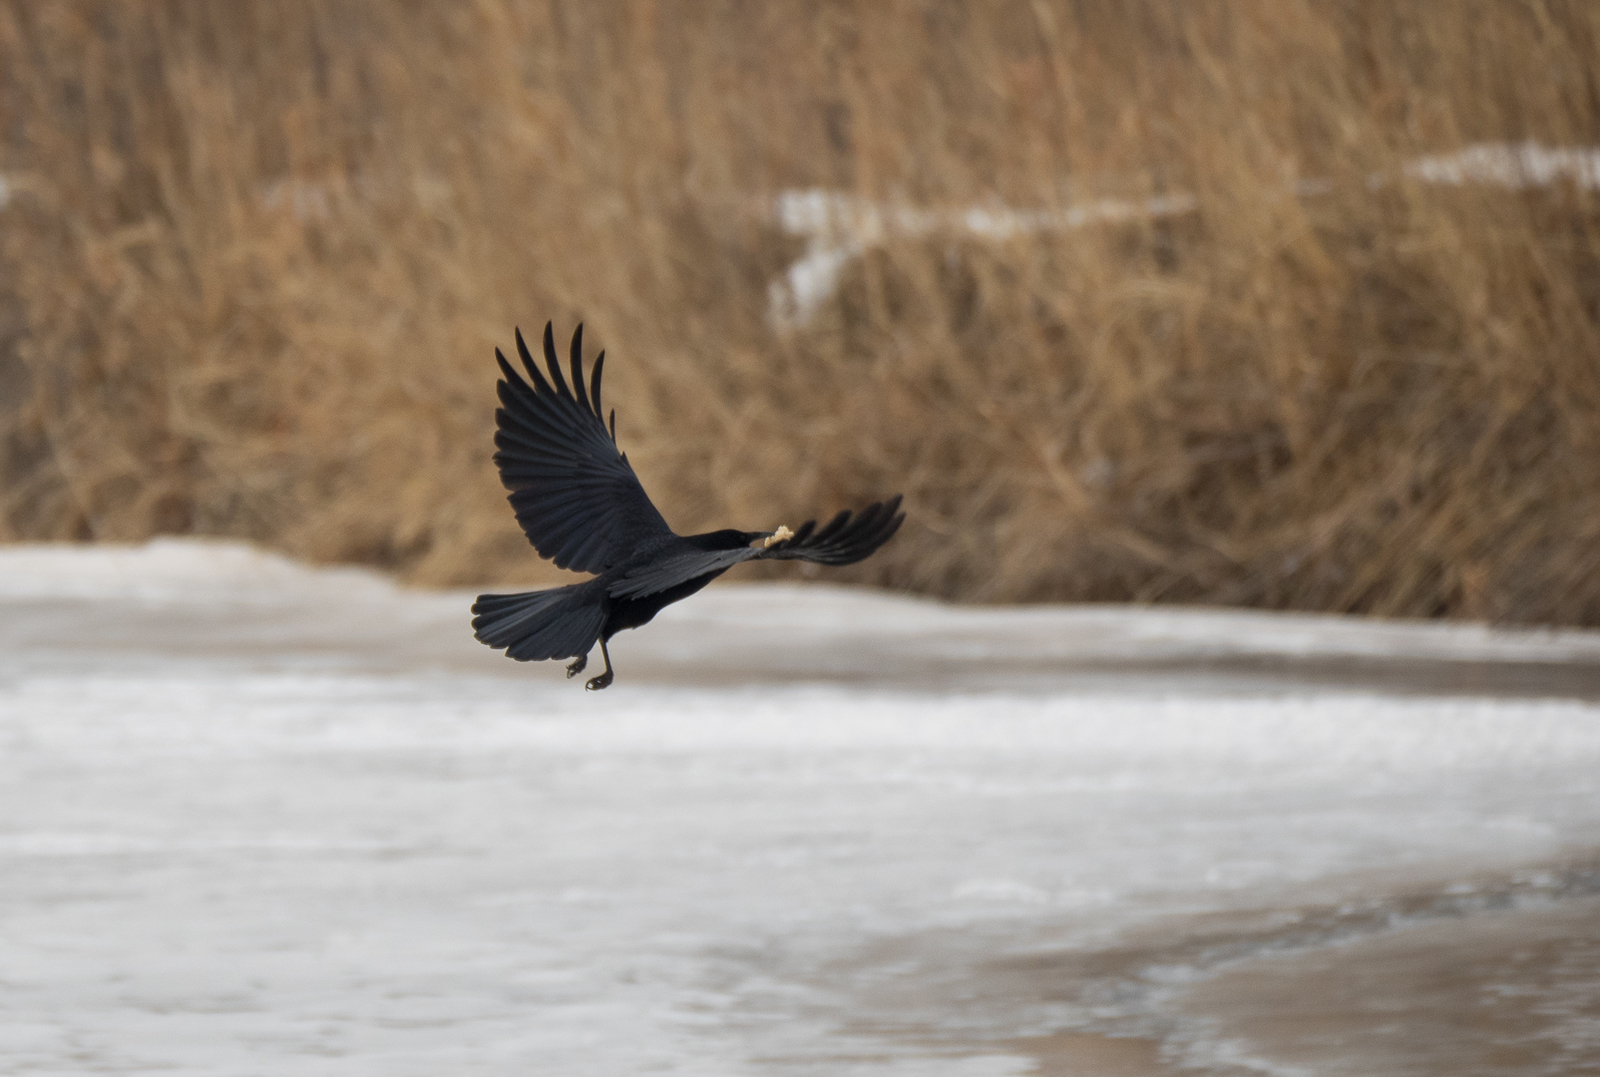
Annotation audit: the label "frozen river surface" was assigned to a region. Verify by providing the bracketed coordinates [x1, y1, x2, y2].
[2, 541, 1599, 1076]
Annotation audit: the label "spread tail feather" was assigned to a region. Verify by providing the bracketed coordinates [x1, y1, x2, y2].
[471, 580, 606, 662]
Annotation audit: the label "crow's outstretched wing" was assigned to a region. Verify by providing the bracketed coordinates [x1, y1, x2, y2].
[608, 496, 905, 599]
[759, 495, 906, 566]
[493, 323, 673, 573]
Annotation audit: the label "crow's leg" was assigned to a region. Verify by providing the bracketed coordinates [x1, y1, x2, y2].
[585, 639, 614, 691]
[566, 652, 588, 679]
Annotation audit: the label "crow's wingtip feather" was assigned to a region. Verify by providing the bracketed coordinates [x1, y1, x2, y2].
[542, 323, 572, 399]
[570, 325, 590, 411]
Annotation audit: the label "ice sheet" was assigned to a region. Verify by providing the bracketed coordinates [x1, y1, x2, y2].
[2, 540, 1598, 1075]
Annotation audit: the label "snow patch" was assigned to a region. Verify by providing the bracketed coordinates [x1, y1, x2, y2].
[768, 142, 1600, 329]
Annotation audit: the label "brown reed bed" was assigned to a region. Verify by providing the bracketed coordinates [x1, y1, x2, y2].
[1, 2, 1598, 623]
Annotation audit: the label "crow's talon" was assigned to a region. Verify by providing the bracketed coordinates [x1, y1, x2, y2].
[566, 655, 587, 679]
[585, 671, 613, 691]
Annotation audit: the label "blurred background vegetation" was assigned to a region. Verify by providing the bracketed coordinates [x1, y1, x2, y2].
[2, 2, 1599, 622]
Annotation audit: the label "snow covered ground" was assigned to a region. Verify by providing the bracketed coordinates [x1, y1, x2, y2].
[2, 540, 1598, 1076]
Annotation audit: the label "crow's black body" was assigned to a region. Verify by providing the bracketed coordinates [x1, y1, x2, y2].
[471, 324, 904, 689]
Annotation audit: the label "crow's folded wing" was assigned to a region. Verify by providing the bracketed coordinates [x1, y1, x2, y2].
[607, 496, 905, 599]
[493, 323, 673, 573]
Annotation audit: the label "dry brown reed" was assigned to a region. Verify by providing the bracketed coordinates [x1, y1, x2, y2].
[2, 2, 1599, 623]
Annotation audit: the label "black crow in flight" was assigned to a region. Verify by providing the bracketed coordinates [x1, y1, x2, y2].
[471, 323, 904, 689]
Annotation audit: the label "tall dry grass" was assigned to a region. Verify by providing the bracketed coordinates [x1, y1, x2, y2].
[2, 2, 1599, 622]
